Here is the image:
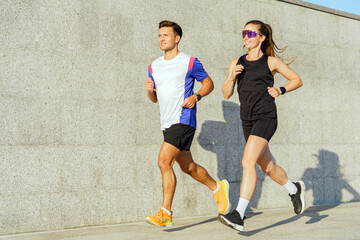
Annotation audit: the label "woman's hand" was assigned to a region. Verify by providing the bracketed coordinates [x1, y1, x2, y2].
[230, 64, 244, 81]
[222, 58, 243, 99]
[267, 87, 281, 98]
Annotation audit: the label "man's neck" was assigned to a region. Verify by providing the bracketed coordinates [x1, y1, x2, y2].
[164, 48, 180, 60]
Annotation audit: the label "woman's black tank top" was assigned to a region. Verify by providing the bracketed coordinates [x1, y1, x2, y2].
[236, 54, 277, 121]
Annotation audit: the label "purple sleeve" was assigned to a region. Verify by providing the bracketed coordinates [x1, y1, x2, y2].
[191, 58, 208, 81]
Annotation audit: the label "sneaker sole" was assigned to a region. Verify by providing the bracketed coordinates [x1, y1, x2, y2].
[218, 214, 244, 232]
[297, 180, 306, 214]
[221, 179, 231, 214]
[145, 217, 174, 227]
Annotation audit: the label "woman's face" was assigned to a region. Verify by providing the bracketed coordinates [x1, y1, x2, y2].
[242, 24, 264, 50]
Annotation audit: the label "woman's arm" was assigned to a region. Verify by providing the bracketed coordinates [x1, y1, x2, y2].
[267, 56, 303, 97]
[222, 58, 243, 99]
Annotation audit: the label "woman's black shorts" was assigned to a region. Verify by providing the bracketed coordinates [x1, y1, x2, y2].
[242, 117, 277, 142]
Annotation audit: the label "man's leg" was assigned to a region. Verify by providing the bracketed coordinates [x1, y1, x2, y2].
[176, 150, 230, 213]
[176, 150, 217, 191]
[158, 142, 182, 211]
[145, 142, 181, 227]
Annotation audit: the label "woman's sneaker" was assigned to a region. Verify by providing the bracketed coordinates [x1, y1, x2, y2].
[290, 181, 305, 214]
[218, 210, 245, 231]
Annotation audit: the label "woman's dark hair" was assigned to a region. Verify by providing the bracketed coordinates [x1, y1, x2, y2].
[245, 20, 290, 61]
[159, 20, 182, 41]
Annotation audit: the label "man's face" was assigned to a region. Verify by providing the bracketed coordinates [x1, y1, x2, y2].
[158, 27, 180, 51]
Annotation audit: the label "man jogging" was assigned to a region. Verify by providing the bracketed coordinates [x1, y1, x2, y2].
[145, 20, 229, 227]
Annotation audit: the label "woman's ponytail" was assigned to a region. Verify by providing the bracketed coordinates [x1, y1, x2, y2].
[245, 20, 293, 63]
[262, 24, 275, 57]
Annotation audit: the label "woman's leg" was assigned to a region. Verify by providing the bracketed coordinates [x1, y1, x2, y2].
[240, 135, 269, 200]
[257, 145, 289, 186]
[218, 135, 269, 231]
[257, 145, 306, 214]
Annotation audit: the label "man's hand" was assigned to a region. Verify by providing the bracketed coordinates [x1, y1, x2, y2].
[181, 95, 197, 109]
[145, 78, 155, 92]
[145, 78, 157, 103]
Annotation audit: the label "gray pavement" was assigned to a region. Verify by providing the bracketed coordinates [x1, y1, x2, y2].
[1, 202, 360, 240]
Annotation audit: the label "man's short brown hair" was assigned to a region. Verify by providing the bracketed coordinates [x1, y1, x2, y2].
[159, 20, 182, 40]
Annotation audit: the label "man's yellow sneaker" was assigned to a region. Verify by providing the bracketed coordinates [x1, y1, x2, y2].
[145, 208, 174, 227]
[213, 180, 230, 213]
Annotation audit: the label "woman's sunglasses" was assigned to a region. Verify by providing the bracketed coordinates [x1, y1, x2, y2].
[242, 30, 263, 38]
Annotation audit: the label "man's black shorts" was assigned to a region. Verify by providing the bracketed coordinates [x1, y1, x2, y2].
[242, 117, 277, 142]
[162, 123, 196, 151]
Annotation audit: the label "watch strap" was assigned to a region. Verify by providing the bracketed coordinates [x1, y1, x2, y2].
[194, 93, 202, 101]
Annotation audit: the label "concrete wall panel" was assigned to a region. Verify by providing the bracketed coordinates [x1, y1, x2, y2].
[0, 0, 359, 235]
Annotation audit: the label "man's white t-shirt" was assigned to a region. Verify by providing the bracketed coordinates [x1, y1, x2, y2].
[148, 52, 208, 130]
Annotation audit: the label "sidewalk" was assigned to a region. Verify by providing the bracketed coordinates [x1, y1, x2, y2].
[1, 202, 360, 240]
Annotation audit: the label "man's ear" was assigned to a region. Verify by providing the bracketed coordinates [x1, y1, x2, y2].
[175, 35, 180, 44]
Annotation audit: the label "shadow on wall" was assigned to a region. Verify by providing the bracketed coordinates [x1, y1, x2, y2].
[302, 149, 360, 205]
[197, 100, 266, 209]
[197, 101, 360, 210]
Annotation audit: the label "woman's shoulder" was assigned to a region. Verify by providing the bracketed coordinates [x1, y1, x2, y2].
[229, 54, 248, 68]
[267, 55, 287, 74]
[239, 54, 248, 60]
[229, 57, 240, 66]
[232, 54, 246, 64]
[267, 55, 282, 64]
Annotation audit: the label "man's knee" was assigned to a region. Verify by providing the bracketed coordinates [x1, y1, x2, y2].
[158, 154, 173, 171]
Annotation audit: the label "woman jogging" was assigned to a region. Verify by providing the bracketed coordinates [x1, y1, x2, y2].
[218, 20, 305, 232]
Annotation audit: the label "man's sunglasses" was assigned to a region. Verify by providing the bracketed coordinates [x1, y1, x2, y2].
[242, 30, 263, 38]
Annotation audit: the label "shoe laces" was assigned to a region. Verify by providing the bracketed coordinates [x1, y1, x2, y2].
[154, 210, 165, 220]
[290, 194, 298, 205]
[228, 210, 246, 221]
[229, 210, 238, 217]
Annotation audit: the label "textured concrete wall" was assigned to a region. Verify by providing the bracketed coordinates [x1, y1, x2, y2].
[1, 0, 359, 235]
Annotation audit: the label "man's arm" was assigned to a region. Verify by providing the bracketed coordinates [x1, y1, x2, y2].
[145, 78, 157, 103]
[181, 76, 214, 108]
[197, 76, 214, 98]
